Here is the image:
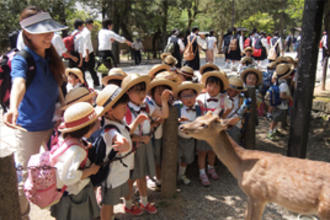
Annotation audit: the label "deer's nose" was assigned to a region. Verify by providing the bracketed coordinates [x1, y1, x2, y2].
[179, 125, 185, 131]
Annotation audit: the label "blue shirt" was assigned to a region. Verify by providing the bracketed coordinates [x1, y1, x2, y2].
[11, 47, 58, 131]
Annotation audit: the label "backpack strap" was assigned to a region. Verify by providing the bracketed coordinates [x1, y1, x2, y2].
[16, 49, 36, 89]
[174, 102, 183, 118]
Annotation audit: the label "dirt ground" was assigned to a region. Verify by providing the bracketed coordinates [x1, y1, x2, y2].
[106, 112, 329, 220]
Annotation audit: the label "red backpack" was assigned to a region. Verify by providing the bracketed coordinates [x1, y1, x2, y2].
[62, 32, 80, 58]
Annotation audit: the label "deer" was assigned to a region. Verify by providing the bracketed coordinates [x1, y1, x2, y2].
[179, 112, 330, 220]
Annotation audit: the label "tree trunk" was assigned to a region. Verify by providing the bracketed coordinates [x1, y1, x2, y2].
[161, 106, 178, 198]
[0, 154, 20, 220]
[287, 0, 325, 158]
[242, 87, 256, 149]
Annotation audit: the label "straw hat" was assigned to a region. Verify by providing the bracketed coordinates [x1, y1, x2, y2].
[241, 57, 254, 66]
[162, 54, 177, 66]
[155, 71, 182, 84]
[174, 81, 203, 97]
[61, 87, 96, 110]
[240, 67, 263, 85]
[199, 63, 220, 75]
[274, 63, 294, 80]
[58, 102, 102, 133]
[121, 73, 151, 92]
[65, 68, 85, 83]
[160, 52, 172, 60]
[96, 84, 128, 114]
[201, 70, 229, 92]
[101, 68, 127, 86]
[275, 56, 294, 65]
[267, 61, 277, 69]
[228, 76, 246, 92]
[178, 66, 194, 79]
[149, 73, 178, 92]
[243, 47, 254, 54]
[148, 64, 171, 79]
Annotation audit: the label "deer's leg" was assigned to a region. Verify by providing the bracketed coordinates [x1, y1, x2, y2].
[245, 197, 265, 220]
[318, 191, 330, 220]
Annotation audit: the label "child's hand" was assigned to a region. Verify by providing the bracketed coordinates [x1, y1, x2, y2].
[90, 163, 100, 175]
[141, 135, 151, 144]
[136, 113, 149, 125]
[161, 89, 173, 102]
[178, 117, 189, 122]
[112, 135, 130, 153]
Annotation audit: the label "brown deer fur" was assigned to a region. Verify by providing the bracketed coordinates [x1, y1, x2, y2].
[179, 112, 330, 220]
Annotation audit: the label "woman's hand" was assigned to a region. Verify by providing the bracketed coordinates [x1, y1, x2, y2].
[3, 109, 19, 128]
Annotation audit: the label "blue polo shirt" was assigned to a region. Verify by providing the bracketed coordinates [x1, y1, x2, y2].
[11, 47, 58, 131]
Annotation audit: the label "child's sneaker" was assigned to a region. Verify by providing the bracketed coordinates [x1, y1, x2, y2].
[179, 175, 191, 185]
[200, 173, 210, 187]
[266, 112, 272, 120]
[207, 167, 219, 180]
[141, 202, 157, 214]
[124, 204, 144, 216]
[267, 132, 278, 141]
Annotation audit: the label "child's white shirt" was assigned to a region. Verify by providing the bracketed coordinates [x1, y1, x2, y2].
[103, 119, 134, 189]
[125, 98, 157, 136]
[278, 80, 290, 110]
[197, 92, 232, 114]
[55, 138, 89, 195]
[66, 82, 82, 93]
[174, 100, 200, 139]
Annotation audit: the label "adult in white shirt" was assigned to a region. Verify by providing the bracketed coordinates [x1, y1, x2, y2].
[81, 19, 100, 87]
[321, 31, 328, 64]
[68, 19, 85, 68]
[98, 18, 132, 70]
[166, 29, 185, 68]
[206, 30, 217, 63]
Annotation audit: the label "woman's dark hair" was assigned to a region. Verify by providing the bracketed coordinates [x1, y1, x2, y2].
[63, 121, 96, 139]
[74, 19, 84, 29]
[192, 27, 199, 33]
[20, 6, 65, 86]
[112, 93, 129, 108]
[102, 19, 113, 29]
[206, 76, 224, 91]
[128, 82, 146, 92]
[210, 30, 215, 36]
[85, 18, 94, 25]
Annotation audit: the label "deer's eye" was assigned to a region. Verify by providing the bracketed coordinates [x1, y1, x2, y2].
[201, 123, 208, 128]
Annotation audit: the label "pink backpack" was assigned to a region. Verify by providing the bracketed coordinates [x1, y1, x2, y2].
[24, 138, 87, 209]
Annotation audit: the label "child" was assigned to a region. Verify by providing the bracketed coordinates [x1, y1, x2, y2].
[101, 67, 127, 87]
[95, 84, 146, 220]
[65, 67, 86, 93]
[199, 63, 219, 75]
[177, 65, 194, 82]
[196, 70, 232, 186]
[61, 87, 97, 111]
[226, 76, 250, 144]
[240, 67, 263, 88]
[122, 73, 171, 215]
[148, 64, 171, 80]
[266, 63, 293, 140]
[174, 81, 203, 184]
[51, 102, 101, 220]
[161, 53, 177, 68]
[148, 73, 176, 186]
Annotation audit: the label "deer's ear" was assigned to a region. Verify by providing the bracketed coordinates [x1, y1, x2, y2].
[212, 117, 228, 133]
[219, 118, 230, 131]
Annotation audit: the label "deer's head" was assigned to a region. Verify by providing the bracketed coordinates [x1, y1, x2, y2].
[179, 111, 229, 141]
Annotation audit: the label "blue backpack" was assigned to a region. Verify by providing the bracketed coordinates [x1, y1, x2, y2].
[267, 84, 281, 107]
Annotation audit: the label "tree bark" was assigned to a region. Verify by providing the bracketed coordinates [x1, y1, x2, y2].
[287, 0, 325, 158]
[242, 87, 256, 149]
[161, 106, 178, 198]
[0, 154, 20, 220]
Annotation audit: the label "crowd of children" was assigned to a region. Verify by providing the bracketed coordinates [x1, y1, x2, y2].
[37, 49, 297, 220]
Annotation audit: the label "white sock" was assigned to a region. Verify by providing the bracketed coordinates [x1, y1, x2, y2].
[199, 169, 206, 175]
[207, 164, 214, 169]
[124, 199, 133, 209]
[140, 196, 148, 206]
[179, 166, 186, 177]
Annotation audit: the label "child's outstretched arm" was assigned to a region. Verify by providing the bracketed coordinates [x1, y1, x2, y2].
[81, 163, 100, 179]
[159, 89, 173, 119]
[129, 113, 149, 134]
